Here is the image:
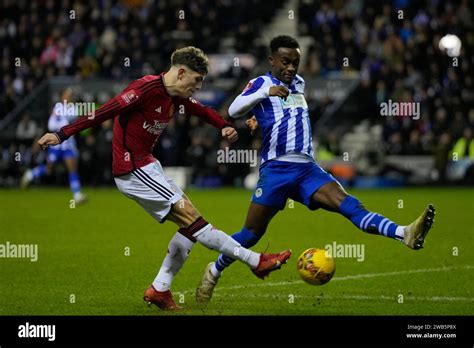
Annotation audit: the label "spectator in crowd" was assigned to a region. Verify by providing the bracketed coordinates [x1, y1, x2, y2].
[433, 132, 452, 183]
[450, 127, 474, 184]
[1, 0, 474, 187]
[0, 0, 285, 187]
[299, 0, 473, 159]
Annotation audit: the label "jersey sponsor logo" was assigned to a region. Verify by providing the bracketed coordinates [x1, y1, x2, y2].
[121, 90, 139, 104]
[143, 120, 167, 135]
[280, 94, 308, 110]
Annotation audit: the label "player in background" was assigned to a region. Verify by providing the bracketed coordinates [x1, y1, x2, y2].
[37, 46, 291, 311]
[21, 87, 88, 204]
[196, 36, 436, 302]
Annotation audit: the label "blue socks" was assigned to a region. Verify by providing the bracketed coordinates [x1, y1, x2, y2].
[32, 164, 47, 179]
[68, 172, 82, 197]
[212, 196, 404, 277]
[339, 195, 404, 240]
[30, 165, 83, 199]
[214, 227, 261, 272]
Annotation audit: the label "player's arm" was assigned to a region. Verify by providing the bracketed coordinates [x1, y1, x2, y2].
[228, 77, 289, 118]
[177, 97, 238, 143]
[38, 88, 144, 150]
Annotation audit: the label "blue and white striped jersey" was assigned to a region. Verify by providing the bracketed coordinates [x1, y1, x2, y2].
[48, 102, 77, 151]
[229, 72, 314, 164]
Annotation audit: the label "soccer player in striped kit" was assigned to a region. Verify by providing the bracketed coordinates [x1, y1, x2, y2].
[37, 46, 291, 311]
[21, 87, 87, 204]
[196, 36, 436, 302]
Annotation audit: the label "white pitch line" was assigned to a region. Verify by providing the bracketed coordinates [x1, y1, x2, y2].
[180, 265, 474, 295]
[210, 293, 474, 302]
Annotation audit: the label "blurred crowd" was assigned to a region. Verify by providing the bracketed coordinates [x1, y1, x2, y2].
[0, 0, 282, 187]
[299, 0, 474, 182]
[1, 0, 473, 187]
[1, 0, 279, 117]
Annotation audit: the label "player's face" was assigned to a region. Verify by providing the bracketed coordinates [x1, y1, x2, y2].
[269, 47, 300, 84]
[177, 68, 205, 98]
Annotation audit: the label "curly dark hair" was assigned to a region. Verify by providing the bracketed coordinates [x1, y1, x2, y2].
[171, 46, 209, 74]
[270, 35, 300, 53]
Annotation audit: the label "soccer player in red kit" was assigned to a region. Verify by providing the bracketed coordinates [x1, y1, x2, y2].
[37, 47, 291, 311]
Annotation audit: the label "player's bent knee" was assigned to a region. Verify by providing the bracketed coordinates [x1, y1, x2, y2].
[169, 198, 200, 228]
[245, 223, 268, 236]
[339, 195, 366, 217]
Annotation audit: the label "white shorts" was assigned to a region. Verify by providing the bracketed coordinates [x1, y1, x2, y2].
[114, 161, 184, 223]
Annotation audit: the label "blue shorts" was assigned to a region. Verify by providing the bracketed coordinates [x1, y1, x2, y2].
[252, 160, 337, 210]
[47, 147, 78, 163]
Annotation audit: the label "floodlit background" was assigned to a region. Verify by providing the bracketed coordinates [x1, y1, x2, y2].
[0, 0, 473, 315]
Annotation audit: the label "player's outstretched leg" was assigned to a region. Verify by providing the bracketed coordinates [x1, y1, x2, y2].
[196, 227, 260, 303]
[176, 216, 290, 276]
[169, 217, 290, 307]
[339, 195, 435, 249]
[65, 158, 87, 204]
[20, 164, 47, 189]
[214, 227, 261, 273]
[146, 196, 290, 310]
[197, 203, 278, 303]
[312, 182, 436, 250]
[115, 168, 290, 311]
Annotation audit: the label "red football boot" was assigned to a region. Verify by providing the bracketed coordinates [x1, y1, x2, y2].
[143, 285, 183, 311]
[252, 249, 292, 279]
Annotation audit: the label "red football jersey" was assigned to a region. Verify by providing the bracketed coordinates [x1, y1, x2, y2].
[57, 74, 231, 176]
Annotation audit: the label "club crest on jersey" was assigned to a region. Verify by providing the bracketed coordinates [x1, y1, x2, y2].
[121, 90, 139, 104]
[243, 82, 253, 92]
[143, 120, 167, 135]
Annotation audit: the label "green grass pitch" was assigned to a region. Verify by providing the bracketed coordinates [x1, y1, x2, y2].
[0, 187, 473, 315]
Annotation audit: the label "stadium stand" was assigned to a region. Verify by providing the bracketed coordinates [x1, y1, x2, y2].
[1, 0, 473, 187]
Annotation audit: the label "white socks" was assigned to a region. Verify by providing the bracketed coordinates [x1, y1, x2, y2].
[152, 220, 260, 292]
[396, 226, 405, 240]
[210, 263, 222, 278]
[153, 232, 194, 292]
[193, 224, 260, 269]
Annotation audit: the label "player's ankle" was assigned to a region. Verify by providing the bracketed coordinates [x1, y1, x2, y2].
[210, 263, 222, 278]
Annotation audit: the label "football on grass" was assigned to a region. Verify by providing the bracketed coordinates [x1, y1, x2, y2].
[296, 248, 336, 285]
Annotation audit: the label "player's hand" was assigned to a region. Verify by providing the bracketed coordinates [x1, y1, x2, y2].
[269, 86, 289, 100]
[222, 126, 238, 143]
[245, 116, 259, 135]
[37, 133, 60, 150]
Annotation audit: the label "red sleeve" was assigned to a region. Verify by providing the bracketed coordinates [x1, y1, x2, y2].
[175, 97, 232, 130]
[57, 86, 146, 141]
